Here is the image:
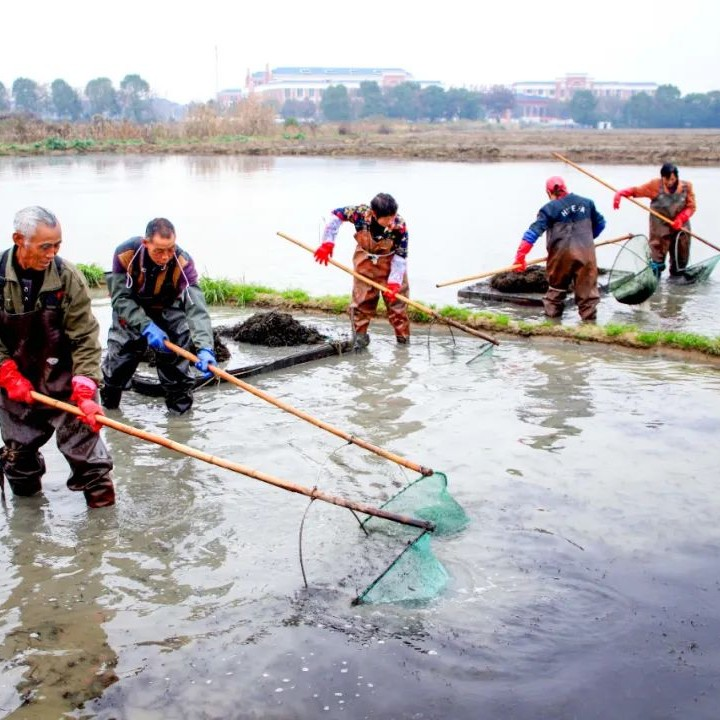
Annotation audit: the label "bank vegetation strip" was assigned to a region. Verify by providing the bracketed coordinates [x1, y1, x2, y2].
[2, 117, 720, 165]
[78, 264, 719, 363]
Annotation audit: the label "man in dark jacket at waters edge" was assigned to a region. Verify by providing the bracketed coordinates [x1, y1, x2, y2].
[101, 217, 216, 414]
[512, 176, 606, 322]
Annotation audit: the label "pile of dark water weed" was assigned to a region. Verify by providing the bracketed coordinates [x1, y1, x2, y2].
[491, 266, 548, 293]
[218, 311, 327, 347]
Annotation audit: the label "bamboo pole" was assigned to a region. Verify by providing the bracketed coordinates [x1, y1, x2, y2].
[552, 152, 720, 253]
[435, 233, 633, 288]
[165, 341, 434, 477]
[277, 231, 499, 345]
[29, 391, 434, 532]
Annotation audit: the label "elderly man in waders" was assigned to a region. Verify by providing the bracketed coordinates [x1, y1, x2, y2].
[512, 176, 606, 322]
[313, 193, 410, 350]
[0, 206, 115, 507]
[613, 162, 696, 279]
[101, 218, 216, 414]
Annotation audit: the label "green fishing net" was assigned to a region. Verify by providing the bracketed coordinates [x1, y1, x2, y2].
[354, 532, 449, 605]
[678, 254, 720, 284]
[351, 472, 467, 604]
[608, 234, 658, 304]
[362, 471, 469, 537]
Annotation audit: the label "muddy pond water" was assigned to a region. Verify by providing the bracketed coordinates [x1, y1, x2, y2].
[0, 156, 719, 719]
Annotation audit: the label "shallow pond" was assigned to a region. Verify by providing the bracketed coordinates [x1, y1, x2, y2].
[0, 155, 718, 719]
[1, 302, 719, 719]
[0, 154, 718, 335]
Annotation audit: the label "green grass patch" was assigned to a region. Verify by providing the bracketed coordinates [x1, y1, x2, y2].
[315, 294, 351, 313]
[603, 323, 633, 337]
[78, 263, 106, 288]
[489, 313, 511, 328]
[438, 306, 473, 321]
[280, 288, 310, 303]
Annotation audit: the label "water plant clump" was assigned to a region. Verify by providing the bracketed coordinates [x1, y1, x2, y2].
[218, 311, 326, 347]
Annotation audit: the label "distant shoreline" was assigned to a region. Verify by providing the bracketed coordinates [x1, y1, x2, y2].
[3, 126, 720, 165]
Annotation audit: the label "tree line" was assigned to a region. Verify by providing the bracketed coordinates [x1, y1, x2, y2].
[285, 81, 720, 129]
[0, 75, 155, 123]
[2, 74, 720, 129]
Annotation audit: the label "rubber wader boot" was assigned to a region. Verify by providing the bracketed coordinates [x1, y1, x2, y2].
[353, 333, 370, 351]
[100, 385, 123, 410]
[396, 335, 409, 344]
[1, 447, 45, 497]
[84, 477, 116, 508]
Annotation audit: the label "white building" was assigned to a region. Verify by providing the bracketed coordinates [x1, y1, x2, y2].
[218, 66, 441, 107]
[512, 73, 656, 102]
[511, 73, 658, 123]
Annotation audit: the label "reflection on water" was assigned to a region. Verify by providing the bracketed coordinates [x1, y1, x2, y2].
[186, 155, 276, 176]
[1, 155, 718, 335]
[517, 353, 593, 452]
[0, 152, 719, 716]
[0, 503, 118, 718]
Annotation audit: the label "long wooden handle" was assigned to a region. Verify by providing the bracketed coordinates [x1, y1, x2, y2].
[166, 341, 433, 477]
[552, 152, 720, 253]
[435, 233, 634, 288]
[277, 231, 499, 345]
[29, 390, 434, 531]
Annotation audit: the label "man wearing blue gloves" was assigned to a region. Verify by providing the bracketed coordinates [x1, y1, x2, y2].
[101, 218, 216, 414]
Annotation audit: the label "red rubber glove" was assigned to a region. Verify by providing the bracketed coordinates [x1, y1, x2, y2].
[383, 282, 402, 304]
[313, 242, 334, 266]
[671, 209, 691, 231]
[613, 188, 633, 210]
[0, 359, 35, 404]
[513, 240, 533, 273]
[70, 375, 104, 433]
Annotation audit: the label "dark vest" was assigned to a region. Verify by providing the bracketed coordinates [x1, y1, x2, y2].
[0, 250, 72, 396]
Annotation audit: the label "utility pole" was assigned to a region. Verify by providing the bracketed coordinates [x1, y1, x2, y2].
[214, 45, 219, 99]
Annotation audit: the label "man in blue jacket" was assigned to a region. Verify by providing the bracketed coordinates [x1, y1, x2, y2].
[512, 176, 606, 321]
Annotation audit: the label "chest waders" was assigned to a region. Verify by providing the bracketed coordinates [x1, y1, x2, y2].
[350, 230, 410, 342]
[101, 254, 194, 414]
[0, 252, 114, 506]
[649, 184, 690, 276]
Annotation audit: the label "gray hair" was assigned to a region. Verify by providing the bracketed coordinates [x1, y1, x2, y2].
[13, 206, 59, 239]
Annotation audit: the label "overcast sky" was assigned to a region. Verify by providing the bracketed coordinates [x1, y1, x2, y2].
[2, 0, 718, 104]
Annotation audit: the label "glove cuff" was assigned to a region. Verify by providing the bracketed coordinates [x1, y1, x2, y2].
[0, 359, 19, 383]
[517, 239, 533, 256]
[71, 375, 97, 400]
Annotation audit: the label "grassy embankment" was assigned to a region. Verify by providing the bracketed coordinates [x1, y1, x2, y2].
[79, 263, 720, 362]
[2, 113, 720, 165]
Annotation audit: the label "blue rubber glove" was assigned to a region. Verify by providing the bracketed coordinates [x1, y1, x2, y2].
[141, 321, 170, 352]
[195, 348, 216, 378]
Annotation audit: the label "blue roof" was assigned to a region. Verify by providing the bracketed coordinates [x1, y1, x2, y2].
[270, 66, 408, 74]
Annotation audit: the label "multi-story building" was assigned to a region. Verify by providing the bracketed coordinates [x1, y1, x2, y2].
[512, 73, 658, 122]
[218, 66, 440, 107]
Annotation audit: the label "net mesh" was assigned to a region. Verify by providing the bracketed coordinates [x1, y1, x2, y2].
[354, 532, 449, 605]
[362, 471, 469, 537]
[678, 254, 720, 284]
[608, 234, 658, 305]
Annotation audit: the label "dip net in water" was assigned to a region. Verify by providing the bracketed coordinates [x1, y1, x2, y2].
[680, 255, 720, 283]
[361, 471, 468, 538]
[352, 472, 468, 605]
[608, 234, 658, 305]
[354, 532, 449, 605]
